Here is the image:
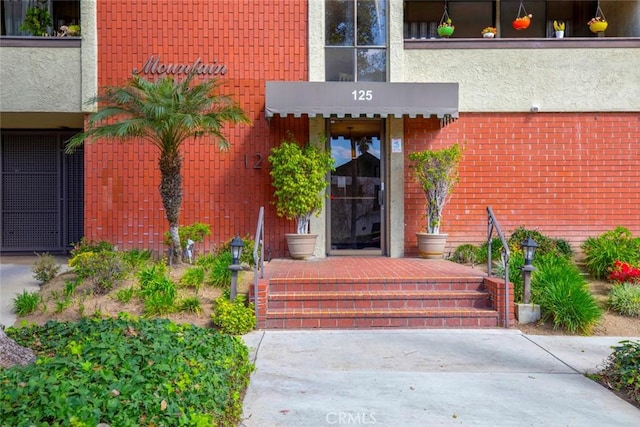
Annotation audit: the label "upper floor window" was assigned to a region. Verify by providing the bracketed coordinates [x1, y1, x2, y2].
[1, 0, 80, 36]
[404, 0, 637, 39]
[326, 0, 387, 82]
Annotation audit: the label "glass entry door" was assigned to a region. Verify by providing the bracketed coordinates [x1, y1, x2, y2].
[328, 119, 383, 255]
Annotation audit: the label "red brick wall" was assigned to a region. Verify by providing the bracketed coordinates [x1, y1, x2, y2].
[89, 1, 308, 256]
[404, 112, 640, 257]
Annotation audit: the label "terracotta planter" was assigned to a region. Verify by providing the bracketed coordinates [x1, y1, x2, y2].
[589, 21, 608, 33]
[437, 26, 454, 38]
[285, 233, 318, 260]
[416, 233, 448, 259]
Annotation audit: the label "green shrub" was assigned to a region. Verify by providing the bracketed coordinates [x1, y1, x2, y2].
[219, 235, 256, 267]
[532, 253, 602, 334]
[450, 244, 478, 265]
[212, 295, 256, 335]
[179, 296, 202, 315]
[63, 278, 80, 297]
[137, 262, 168, 287]
[476, 237, 503, 263]
[598, 340, 640, 405]
[31, 252, 61, 284]
[209, 251, 233, 288]
[582, 227, 640, 280]
[163, 222, 211, 250]
[69, 251, 127, 294]
[180, 266, 205, 289]
[195, 252, 216, 270]
[121, 248, 152, 270]
[508, 227, 573, 258]
[552, 238, 574, 258]
[12, 290, 41, 316]
[116, 286, 136, 304]
[139, 275, 178, 316]
[494, 251, 525, 304]
[508, 226, 554, 255]
[2, 317, 253, 425]
[608, 283, 640, 317]
[70, 237, 114, 256]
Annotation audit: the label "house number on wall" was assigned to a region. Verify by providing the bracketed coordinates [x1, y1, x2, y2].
[352, 90, 373, 101]
[245, 153, 263, 169]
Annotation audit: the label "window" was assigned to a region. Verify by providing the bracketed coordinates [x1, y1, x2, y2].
[1, 0, 80, 36]
[404, 1, 635, 39]
[326, 0, 387, 82]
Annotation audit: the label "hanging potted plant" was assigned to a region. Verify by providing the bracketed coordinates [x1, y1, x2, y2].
[437, 3, 454, 38]
[588, 3, 608, 34]
[409, 143, 462, 259]
[512, 1, 532, 30]
[268, 133, 335, 259]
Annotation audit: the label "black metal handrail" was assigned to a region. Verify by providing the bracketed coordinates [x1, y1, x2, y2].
[487, 206, 510, 328]
[252, 207, 265, 319]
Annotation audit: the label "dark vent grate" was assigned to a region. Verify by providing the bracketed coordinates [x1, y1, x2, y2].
[1, 131, 83, 252]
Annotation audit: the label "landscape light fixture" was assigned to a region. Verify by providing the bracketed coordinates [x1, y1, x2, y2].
[521, 237, 538, 304]
[228, 235, 244, 301]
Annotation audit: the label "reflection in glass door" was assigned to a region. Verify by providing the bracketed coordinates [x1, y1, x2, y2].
[328, 119, 383, 255]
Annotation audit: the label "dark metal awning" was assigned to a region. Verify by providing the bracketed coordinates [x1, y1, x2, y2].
[265, 81, 458, 119]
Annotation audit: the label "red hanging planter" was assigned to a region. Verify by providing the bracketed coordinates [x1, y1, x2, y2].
[512, 2, 532, 30]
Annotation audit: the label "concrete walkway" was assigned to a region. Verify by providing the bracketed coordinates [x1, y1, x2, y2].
[241, 329, 640, 426]
[0, 255, 45, 327]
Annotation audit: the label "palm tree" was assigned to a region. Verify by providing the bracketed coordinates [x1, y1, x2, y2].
[66, 73, 250, 263]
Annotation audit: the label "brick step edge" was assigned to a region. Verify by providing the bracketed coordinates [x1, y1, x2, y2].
[266, 307, 498, 319]
[268, 290, 489, 301]
[264, 314, 499, 329]
[268, 282, 486, 293]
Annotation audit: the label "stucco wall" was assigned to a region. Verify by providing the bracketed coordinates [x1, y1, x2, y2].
[0, 46, 82, 112]
[403, 47, 640, 113]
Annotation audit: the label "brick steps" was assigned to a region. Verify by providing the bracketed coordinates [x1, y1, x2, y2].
[265, 308, 499, 329]
[268, 290, 490, 309]
[264, 276, 500, 329]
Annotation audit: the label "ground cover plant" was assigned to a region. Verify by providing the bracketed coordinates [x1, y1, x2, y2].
[595, 340, 640, 407]
[0, 316, 254, 426]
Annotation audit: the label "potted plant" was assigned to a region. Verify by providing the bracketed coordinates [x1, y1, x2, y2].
[588, 16, 608, 34]
[19, 0, 51, 36]
[437, 5, 454, 38]
[512, 1, 532, 30]
[588, 3, 608, 34]
[512, 14, 532, 30]
[437, 21, 455, 38]
[481, 27, 497, 38]
[409, 143, 462, 259]
[553, 20, 565, 38]
[268, 133, 335, 259]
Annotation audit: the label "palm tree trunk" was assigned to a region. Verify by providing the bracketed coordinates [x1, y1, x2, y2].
[159, 151, 183, 264]
[0, 329, 36, 368]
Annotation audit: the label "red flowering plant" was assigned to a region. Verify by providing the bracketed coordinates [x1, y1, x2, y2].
[608, 260, 640, 284]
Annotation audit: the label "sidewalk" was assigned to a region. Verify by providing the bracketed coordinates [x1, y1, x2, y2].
[241, 329, 640, 426]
